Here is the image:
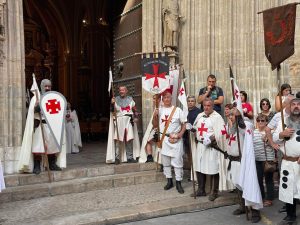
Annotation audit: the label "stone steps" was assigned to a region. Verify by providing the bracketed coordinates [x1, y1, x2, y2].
[4, 163, 157, 187]
[1, 163, 164, 203]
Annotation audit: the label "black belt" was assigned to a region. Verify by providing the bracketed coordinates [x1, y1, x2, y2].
[227, 155, 240, 171]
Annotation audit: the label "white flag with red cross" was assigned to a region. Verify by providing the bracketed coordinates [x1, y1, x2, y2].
[40, 91, 67, 150]
[178, 80, 188, 117]
[141, 54, 170, 94]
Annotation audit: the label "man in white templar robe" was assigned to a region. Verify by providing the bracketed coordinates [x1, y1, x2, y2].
[191, 98, 228, 201]
[18, 79, 67, 174]
[106, 86, 140, 164]
[66, 102, 82, 154]
[153, 90, 186, 194]
[273, 98, 300, 225]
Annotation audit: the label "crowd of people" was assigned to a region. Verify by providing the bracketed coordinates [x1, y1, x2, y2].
[0, 75, 298, 225]
[118, 74, 297, 225]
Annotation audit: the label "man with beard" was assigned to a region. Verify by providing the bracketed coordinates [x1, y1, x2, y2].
[273, 98, 300, 225]
[18, 79, 66, 174]
[106, 86, 140, 164]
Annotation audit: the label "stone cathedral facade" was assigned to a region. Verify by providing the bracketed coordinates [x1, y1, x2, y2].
[1, 0, 300, 174]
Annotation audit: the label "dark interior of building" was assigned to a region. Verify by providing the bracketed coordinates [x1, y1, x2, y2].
[23, 0, 142, 139]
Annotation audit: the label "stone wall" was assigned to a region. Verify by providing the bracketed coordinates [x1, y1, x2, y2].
[142, 0, 300, 130]
[0, 0, 25, 174]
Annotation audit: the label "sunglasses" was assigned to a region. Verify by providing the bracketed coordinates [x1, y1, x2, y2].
[262, 103, 269, 106]
[256, 120, 266, 123]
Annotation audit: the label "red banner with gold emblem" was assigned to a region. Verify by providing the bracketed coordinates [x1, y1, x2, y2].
[263, 3, 297, 70]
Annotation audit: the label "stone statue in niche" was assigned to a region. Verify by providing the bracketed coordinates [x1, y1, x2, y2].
[162, 0, 180, 52]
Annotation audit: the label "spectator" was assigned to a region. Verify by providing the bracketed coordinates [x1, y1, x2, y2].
[253, 114, 275, 208]
[259, 98, 275, 122]
[198, 74, 224, 115]
[240, 91, 254, 120]
[275, 83, 292, 112]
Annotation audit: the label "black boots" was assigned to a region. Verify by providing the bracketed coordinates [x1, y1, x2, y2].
[190, 172, 206, 197]
[251, 209, 261, 223]
[164, 178, 174, 190]
[33, 159, 41, 175]
[176, 181, 184, 194]
[146, 155, 154, 162]
[48, 155, 62, 171]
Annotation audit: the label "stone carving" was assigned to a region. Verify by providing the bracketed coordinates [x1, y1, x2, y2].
[162, 0, 180, 52]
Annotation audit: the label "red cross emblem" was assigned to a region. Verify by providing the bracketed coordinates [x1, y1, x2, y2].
[145, 64, 167, 88]
[228, 134, 236, 146]
[221, 125, 230, 139]
[121, 105, 131, 112]
[45, 99, 61, 114]
[247, 129, 252, 135]
[234, 89, 239, 99]
[161, 115, 169, 124]
[179, 87, 185, 96]
[198, 123, 208, 136]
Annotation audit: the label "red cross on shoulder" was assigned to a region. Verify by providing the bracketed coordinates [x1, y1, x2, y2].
[228, 134, 236, 146]
[221, 125, 230, 139]
[46, 99, 61, 114]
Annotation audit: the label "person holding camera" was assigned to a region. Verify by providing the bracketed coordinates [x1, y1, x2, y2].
[198, 74, 224, 115]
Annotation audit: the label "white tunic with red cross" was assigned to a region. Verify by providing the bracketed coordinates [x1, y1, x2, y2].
[113, 96, 136, 142]
[273, 117, 300, 204]
[226, 127, 245, 187]
[194, 114, 219, 174]
[159, 106, 187, 160]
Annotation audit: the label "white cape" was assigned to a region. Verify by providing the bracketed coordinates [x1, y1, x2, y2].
[0, 161, 5, 192]
[237, 121, 263, 209]
[18, 95, 67, 173]
[139, 112, 161, 163]
[106, 113, 140, 163]
[66, 110, 82, 153]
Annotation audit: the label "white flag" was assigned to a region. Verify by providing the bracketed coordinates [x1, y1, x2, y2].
[108, 67, 113, 93]
[31, 73, 40, 97]
[232, 78, 243, 116]
[178, 80, 188, 117]
[169, 65, 180, 105]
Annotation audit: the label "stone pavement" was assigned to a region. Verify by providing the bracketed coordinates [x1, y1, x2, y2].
[0, 182, 237, 225]
[0, 142, 237, 224]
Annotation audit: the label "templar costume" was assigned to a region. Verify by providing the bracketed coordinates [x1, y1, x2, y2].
[66, 107, 82, 154]
[159, 105, 186, 193]
[273, 110, 300, 224]
[18, 79, 67, 174]
[106, 95, 140, 163]
[192, 110, 228, 200]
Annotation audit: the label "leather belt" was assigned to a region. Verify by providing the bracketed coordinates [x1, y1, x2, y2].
[283, 156, 299, 162]
[227, 155, 241, 171]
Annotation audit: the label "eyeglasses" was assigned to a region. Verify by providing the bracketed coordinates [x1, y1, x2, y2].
[256, 120, 266, 123]
[262, 103, 269, 106]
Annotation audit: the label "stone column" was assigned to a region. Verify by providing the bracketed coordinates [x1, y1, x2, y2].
[0, 0, 25, 174]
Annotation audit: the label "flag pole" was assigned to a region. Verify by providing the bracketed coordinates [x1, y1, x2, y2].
[32, 74, 52, 182]
[182, 68, 196, 199]
[229, 66, 242, 159]
[276, 65, 285, 130]
[109, 68, 124, 164]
